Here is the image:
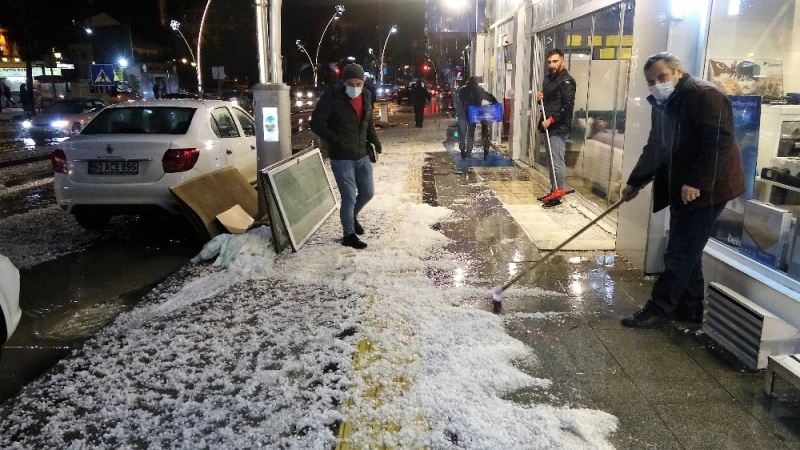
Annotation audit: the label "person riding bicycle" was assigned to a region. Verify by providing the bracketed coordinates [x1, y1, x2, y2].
[455, 77, 498, 160]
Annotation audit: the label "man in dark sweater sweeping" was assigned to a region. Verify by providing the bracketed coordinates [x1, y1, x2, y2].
[620, 52, 744, 327]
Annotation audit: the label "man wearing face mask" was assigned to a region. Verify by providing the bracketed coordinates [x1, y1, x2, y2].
[619, 52, 744, 328]
[311, 63, 382, 249]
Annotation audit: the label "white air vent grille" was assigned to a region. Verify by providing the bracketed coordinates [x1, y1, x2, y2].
[703, 282, 800, 369]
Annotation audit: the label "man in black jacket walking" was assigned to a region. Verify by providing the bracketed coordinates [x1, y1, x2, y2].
[411, 79, 432, 128]
[311, 63, 382, 249]
[537, 49, 576, 207]
[620, 52, 744, 328]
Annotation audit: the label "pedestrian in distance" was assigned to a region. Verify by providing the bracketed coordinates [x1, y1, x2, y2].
[153, 81, 161, 100]
[2, 82, 16, 107]
[619, 52, 744, 328]
[311, 63, 382, 250]
[411, 79, 431, 128]
[536, 48, 576, 208]
[455, 76, 498, 160]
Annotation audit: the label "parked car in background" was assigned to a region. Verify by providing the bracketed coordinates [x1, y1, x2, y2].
[374, 84, 395, 101]
[222, 90, 253, 114]
[23, 98, 106, 144]
[52, 100, 258, 229]
[0, 253, 21, 357]
[290, 86, 319, 113]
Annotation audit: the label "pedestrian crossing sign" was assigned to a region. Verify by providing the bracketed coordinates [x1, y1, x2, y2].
[90, 64, 115, 86]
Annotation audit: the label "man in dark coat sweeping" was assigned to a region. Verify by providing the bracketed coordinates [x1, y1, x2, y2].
[620, 52, 744, 328]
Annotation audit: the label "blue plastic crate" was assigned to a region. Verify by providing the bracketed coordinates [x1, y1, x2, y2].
[467, 103, 503, 124]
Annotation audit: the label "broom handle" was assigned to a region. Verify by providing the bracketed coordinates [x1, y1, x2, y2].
[500, 200, 624, 292]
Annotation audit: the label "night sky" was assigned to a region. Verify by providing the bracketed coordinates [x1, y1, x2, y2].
[0, 0, 427, 86]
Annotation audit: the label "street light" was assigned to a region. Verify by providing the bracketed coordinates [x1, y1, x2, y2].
[295, 40, 316, 84]
[169, 20, 198, 91]
[196, 0, 214, 96]
[379, 25, 398, 86]
[307, 4, 344, 87]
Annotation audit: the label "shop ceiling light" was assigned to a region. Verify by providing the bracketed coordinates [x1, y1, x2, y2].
[728, 0, 740, 15]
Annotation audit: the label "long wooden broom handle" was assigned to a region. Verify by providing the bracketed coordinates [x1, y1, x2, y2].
[500, 200, 624, 292]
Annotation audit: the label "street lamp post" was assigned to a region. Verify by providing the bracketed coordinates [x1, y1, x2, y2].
[295, 40, 316, 86]
[196, 0, 214, 96]
[170, 20, 198, 93]
[308, 4, 344, 87]
[379, 25, 398, 86]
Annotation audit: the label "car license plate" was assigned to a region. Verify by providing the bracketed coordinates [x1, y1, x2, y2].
[88, 160, 139, 175]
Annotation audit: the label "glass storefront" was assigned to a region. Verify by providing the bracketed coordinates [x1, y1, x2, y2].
[526, 1, 634, 212]
[707, 0, 800, 284]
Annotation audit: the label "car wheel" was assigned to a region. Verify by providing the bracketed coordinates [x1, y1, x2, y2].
[73, 211, 111, 230]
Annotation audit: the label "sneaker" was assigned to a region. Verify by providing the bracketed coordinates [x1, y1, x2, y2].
[621, 303, 668, 328]
[342, 234, 367, 249]
[542, 197, 561, 208]
[354, 219, 364, 235]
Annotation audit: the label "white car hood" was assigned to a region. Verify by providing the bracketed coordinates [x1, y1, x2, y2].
[0, 254, 21, 342]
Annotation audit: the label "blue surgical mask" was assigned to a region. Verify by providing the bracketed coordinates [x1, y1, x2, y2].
[346, 85, 362, 99]
[649, 81, 675, 104]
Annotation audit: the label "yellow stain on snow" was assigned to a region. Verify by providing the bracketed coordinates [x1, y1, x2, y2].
[336, 293, 429, 449]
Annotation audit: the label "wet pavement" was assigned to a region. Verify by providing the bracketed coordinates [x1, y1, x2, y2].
[0, 109, 798, 447]
[411, 114, 800, 448]
[0, 217, 201, 402]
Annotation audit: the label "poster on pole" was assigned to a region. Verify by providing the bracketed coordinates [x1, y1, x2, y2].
[262, 106, 279, 142]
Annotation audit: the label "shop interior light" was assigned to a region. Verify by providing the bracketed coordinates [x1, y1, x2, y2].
[671, 0, 685, 19]
[728, 0, 740, 15]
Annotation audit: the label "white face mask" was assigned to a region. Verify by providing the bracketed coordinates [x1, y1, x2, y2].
[346, 85, 363, 99]
[649, 80, 675, 103]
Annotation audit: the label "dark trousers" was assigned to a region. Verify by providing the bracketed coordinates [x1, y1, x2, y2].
[457, 119, 490, 158]
[650, 203, 725, 315]
[414, 107, 424, 127]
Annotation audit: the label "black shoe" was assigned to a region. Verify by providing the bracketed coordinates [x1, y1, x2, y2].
[542, 198, 561, 208]
[342, 234, 367, 249]
[621, 303, 668, 328]
[354, 219, 364, 235]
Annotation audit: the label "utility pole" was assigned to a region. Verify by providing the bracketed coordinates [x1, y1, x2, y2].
[253, 0, 291, 215]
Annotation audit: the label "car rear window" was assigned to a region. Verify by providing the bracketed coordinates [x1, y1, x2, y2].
[81, 107, 196, 134]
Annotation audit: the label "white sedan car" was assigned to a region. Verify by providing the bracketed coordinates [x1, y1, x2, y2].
[0, 254, 21, 356]
[52, 100, 258, 229]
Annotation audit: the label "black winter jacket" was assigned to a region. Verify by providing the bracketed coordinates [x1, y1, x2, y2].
[538, 69, 576, 135]
[310, 85, 382, 160]
[626, 74, 745, 215]
[455, 83, 498, 119]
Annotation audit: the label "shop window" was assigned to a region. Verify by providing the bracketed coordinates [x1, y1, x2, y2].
[707, 0, 800, 281]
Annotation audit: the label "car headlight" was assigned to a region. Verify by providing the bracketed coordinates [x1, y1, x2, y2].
[306, 92, 314, 98]
[295, 100, 304, 108]
[295, 92, 303, 98]
[22, 120, 32, 129]
[51, 120, 69, 129]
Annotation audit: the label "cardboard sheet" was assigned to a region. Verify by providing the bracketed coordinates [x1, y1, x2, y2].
[170, 167, 258, 239]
